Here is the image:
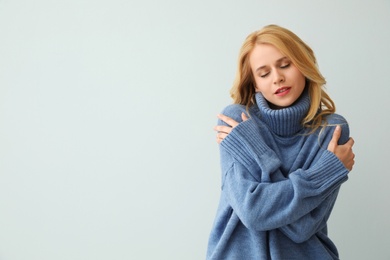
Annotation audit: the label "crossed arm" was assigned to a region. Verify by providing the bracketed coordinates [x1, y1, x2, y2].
[214, 113, 355, 242]
[214, 113, 355, 171]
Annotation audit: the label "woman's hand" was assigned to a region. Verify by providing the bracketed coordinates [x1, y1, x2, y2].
[214, 112, 248, 144]
[327, 125, 355, 171]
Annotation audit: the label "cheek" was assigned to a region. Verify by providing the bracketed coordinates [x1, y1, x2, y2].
[290, 69, 305, 87]
[253, 78, 270, 93]
[298, 74, 306, 87]
[254, 80, 264, 92]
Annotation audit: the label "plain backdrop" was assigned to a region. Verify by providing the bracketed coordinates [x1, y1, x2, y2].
[1, 0, 389, 259]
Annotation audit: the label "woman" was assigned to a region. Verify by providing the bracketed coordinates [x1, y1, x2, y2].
[206, 25, 355, 260]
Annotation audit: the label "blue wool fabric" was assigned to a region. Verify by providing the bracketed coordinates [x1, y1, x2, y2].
[207, 91, 350, 260]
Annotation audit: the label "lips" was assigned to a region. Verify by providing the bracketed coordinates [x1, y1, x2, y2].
[275, 87, 291, 95]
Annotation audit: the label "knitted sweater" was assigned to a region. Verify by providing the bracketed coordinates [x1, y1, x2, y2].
[207, 90, 350, 260]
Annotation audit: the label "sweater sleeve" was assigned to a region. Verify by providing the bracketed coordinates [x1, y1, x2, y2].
[277, 116, 350, 242]
[220, 119, 349, 232]
[278, 188, 340, 243]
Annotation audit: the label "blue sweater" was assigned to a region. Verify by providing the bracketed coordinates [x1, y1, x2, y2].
[207, 91, 350, 260]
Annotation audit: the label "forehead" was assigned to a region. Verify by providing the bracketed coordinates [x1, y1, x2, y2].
[249, 44, 286, 67]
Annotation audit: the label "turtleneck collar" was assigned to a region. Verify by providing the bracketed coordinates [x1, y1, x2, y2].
[254, 89, 310, 136]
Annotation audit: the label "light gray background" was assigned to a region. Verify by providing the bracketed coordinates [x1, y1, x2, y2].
[0, 0, 389, 259]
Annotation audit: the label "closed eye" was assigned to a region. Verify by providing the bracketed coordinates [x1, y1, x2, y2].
[260, 72, 270, 78]
[280, 63, 290, 69]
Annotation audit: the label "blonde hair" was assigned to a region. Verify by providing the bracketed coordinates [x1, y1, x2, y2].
[231, 24, 335, 132]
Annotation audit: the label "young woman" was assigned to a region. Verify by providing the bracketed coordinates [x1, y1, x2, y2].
[206, 25, 355, 260]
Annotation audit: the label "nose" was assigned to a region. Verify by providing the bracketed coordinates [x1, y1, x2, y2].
[273, 71, 285, 84]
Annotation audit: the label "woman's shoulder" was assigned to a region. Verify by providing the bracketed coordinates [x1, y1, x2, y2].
[323, 113, 350, 144]
[220, 104, 248, 123]
[325, 113, 349, 126]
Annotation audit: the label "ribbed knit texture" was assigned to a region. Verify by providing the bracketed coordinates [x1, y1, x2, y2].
[254, 90, 311, 136]
[207, 90, 350, 260]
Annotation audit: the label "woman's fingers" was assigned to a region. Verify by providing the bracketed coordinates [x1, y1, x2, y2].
[214, 125, 233, 134]
[217, 114, 239, 127]
[241, 112, 249, 121]
[327, 125, 341, 153]
[327, 125, 355, 171]
[216, 132, 228, 144]
[215, 113, 248, 144]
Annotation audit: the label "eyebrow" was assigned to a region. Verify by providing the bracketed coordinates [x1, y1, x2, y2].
[255, 57, 289, 72]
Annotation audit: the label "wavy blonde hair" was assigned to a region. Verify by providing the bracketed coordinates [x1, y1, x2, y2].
[231, 24, 335, 132]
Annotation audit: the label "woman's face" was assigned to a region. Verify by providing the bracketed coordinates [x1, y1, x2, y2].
[249, 43, 306, 109]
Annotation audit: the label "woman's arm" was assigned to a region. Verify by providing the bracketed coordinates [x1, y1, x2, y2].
[214, 113, 248, 144]
[216, 114, 354, 234]
[278, 188, 340, 243]
[221, 151, 347, 232]
[277, 127, 354, 242]
[216, 115, 355, 171]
